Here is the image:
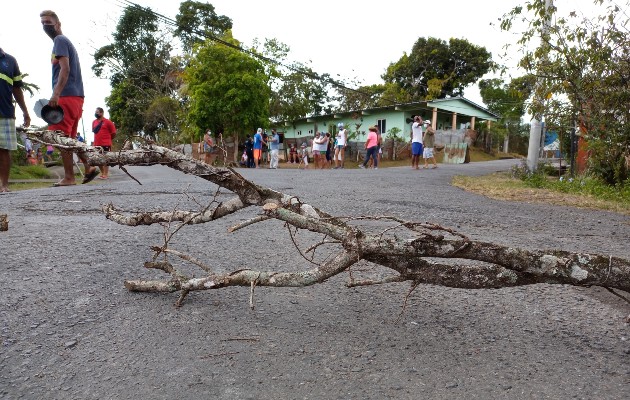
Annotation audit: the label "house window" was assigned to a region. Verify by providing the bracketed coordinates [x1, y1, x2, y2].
[376, 119, 386, 135]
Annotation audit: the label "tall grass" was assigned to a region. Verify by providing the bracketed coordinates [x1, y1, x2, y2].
[9, 164, 52, 179]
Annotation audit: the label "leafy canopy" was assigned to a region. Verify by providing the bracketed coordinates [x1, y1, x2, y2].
[175, 0, 233, 52]
[383, 37, 494, 100]
[500, 0, 630, 185]
[183, 33, 270, 142]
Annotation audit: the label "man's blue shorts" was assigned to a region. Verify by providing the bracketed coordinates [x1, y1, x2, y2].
[412, 142, 423, 156]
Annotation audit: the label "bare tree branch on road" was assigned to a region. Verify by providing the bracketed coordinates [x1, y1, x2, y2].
[24, 130, 630, 307]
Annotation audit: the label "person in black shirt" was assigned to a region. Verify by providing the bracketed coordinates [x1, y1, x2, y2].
[244, 135, 254, 168]
[0, 48, 31, 193]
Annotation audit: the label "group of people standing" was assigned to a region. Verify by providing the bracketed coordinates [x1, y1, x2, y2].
[309, 123, 348, 169]
[241, 128, 280, 169]
[411, 115, 438, 170]
[0, 10, 116, 192]
[239, 124, 348, 170]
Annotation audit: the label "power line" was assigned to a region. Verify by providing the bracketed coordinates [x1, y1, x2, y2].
[115, 0, 399, 108]
[109, 0, 527, 119]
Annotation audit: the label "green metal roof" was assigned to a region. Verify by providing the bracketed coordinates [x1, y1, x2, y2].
[290, 96, 499, 123]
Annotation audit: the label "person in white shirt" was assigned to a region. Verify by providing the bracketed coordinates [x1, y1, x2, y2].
[411, 115, 424, 170]
[334, 122, 347, 169]
[313, 131, 329, 169]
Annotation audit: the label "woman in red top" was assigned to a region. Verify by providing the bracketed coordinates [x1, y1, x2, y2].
[92, 107, 116, 179]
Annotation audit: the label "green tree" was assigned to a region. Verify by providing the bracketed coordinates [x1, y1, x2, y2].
[175, 1, 233, 53]
[269, 67, 330, 124]
[383, 37, 494, 100]
[500, 0, 630, 185]
[183, 33, 270, 161]
[92, 5, 179, 145]
[479, 75, 535, 153]
[336, 84, 383, 112]
[252, 38, 337, 123]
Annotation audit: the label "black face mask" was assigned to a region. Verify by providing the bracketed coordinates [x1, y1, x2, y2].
[94, 113, 102, 119]
[43, 24, 57, 39]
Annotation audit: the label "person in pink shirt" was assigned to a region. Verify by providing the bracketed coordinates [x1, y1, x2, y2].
[359, 126, 379, 169]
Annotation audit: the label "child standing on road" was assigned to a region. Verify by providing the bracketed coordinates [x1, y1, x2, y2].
[298, 143, 309, 169]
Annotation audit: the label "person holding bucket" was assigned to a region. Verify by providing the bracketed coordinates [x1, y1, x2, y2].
[40, 10, 99, 186]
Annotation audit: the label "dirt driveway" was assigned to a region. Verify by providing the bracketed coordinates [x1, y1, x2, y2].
[1, 160, 628, 399]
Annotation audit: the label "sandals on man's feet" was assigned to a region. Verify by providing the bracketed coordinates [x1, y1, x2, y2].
[82, 168, 100, 184]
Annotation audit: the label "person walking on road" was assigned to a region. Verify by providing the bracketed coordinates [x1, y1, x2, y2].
[0, 48, 31, 193]
[40, 10, 99, 186]
[92, 107, 116, 179]
[359, 126, 379, 169]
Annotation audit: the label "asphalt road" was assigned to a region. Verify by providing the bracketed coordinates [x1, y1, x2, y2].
[1, 160, 629, 399]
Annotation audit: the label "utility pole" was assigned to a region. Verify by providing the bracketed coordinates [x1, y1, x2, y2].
[527, 0, 553, 172]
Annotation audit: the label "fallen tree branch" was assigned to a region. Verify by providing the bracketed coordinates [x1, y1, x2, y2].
[26, 130, 630, 308]
[125, 249, 361, 292]
[156, 248, 214, 274]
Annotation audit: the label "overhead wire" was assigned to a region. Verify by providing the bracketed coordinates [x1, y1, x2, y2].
[115, 0, 399, 107]
[109, 0, 522, 118]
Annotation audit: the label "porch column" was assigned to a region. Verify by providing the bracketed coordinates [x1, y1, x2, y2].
[432, 108, 437, 130]
[471, 116, 476, 130]
[451, 113, 457, 130]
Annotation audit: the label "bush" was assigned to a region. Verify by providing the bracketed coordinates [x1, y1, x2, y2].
[511, 160, 630, 203]
[10, 147, 29, 166]
[550, 176, 630, 203]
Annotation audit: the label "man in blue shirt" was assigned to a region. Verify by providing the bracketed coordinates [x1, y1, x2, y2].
[253, 128, 263, 168]
[268, 129, 280, 169]
[0, 48, 31, 193]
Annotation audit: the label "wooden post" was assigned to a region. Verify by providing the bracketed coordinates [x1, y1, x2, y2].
[432, 108, 437, 129]
[471, 116, 476, 130]
[452, 113, 457, 130]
